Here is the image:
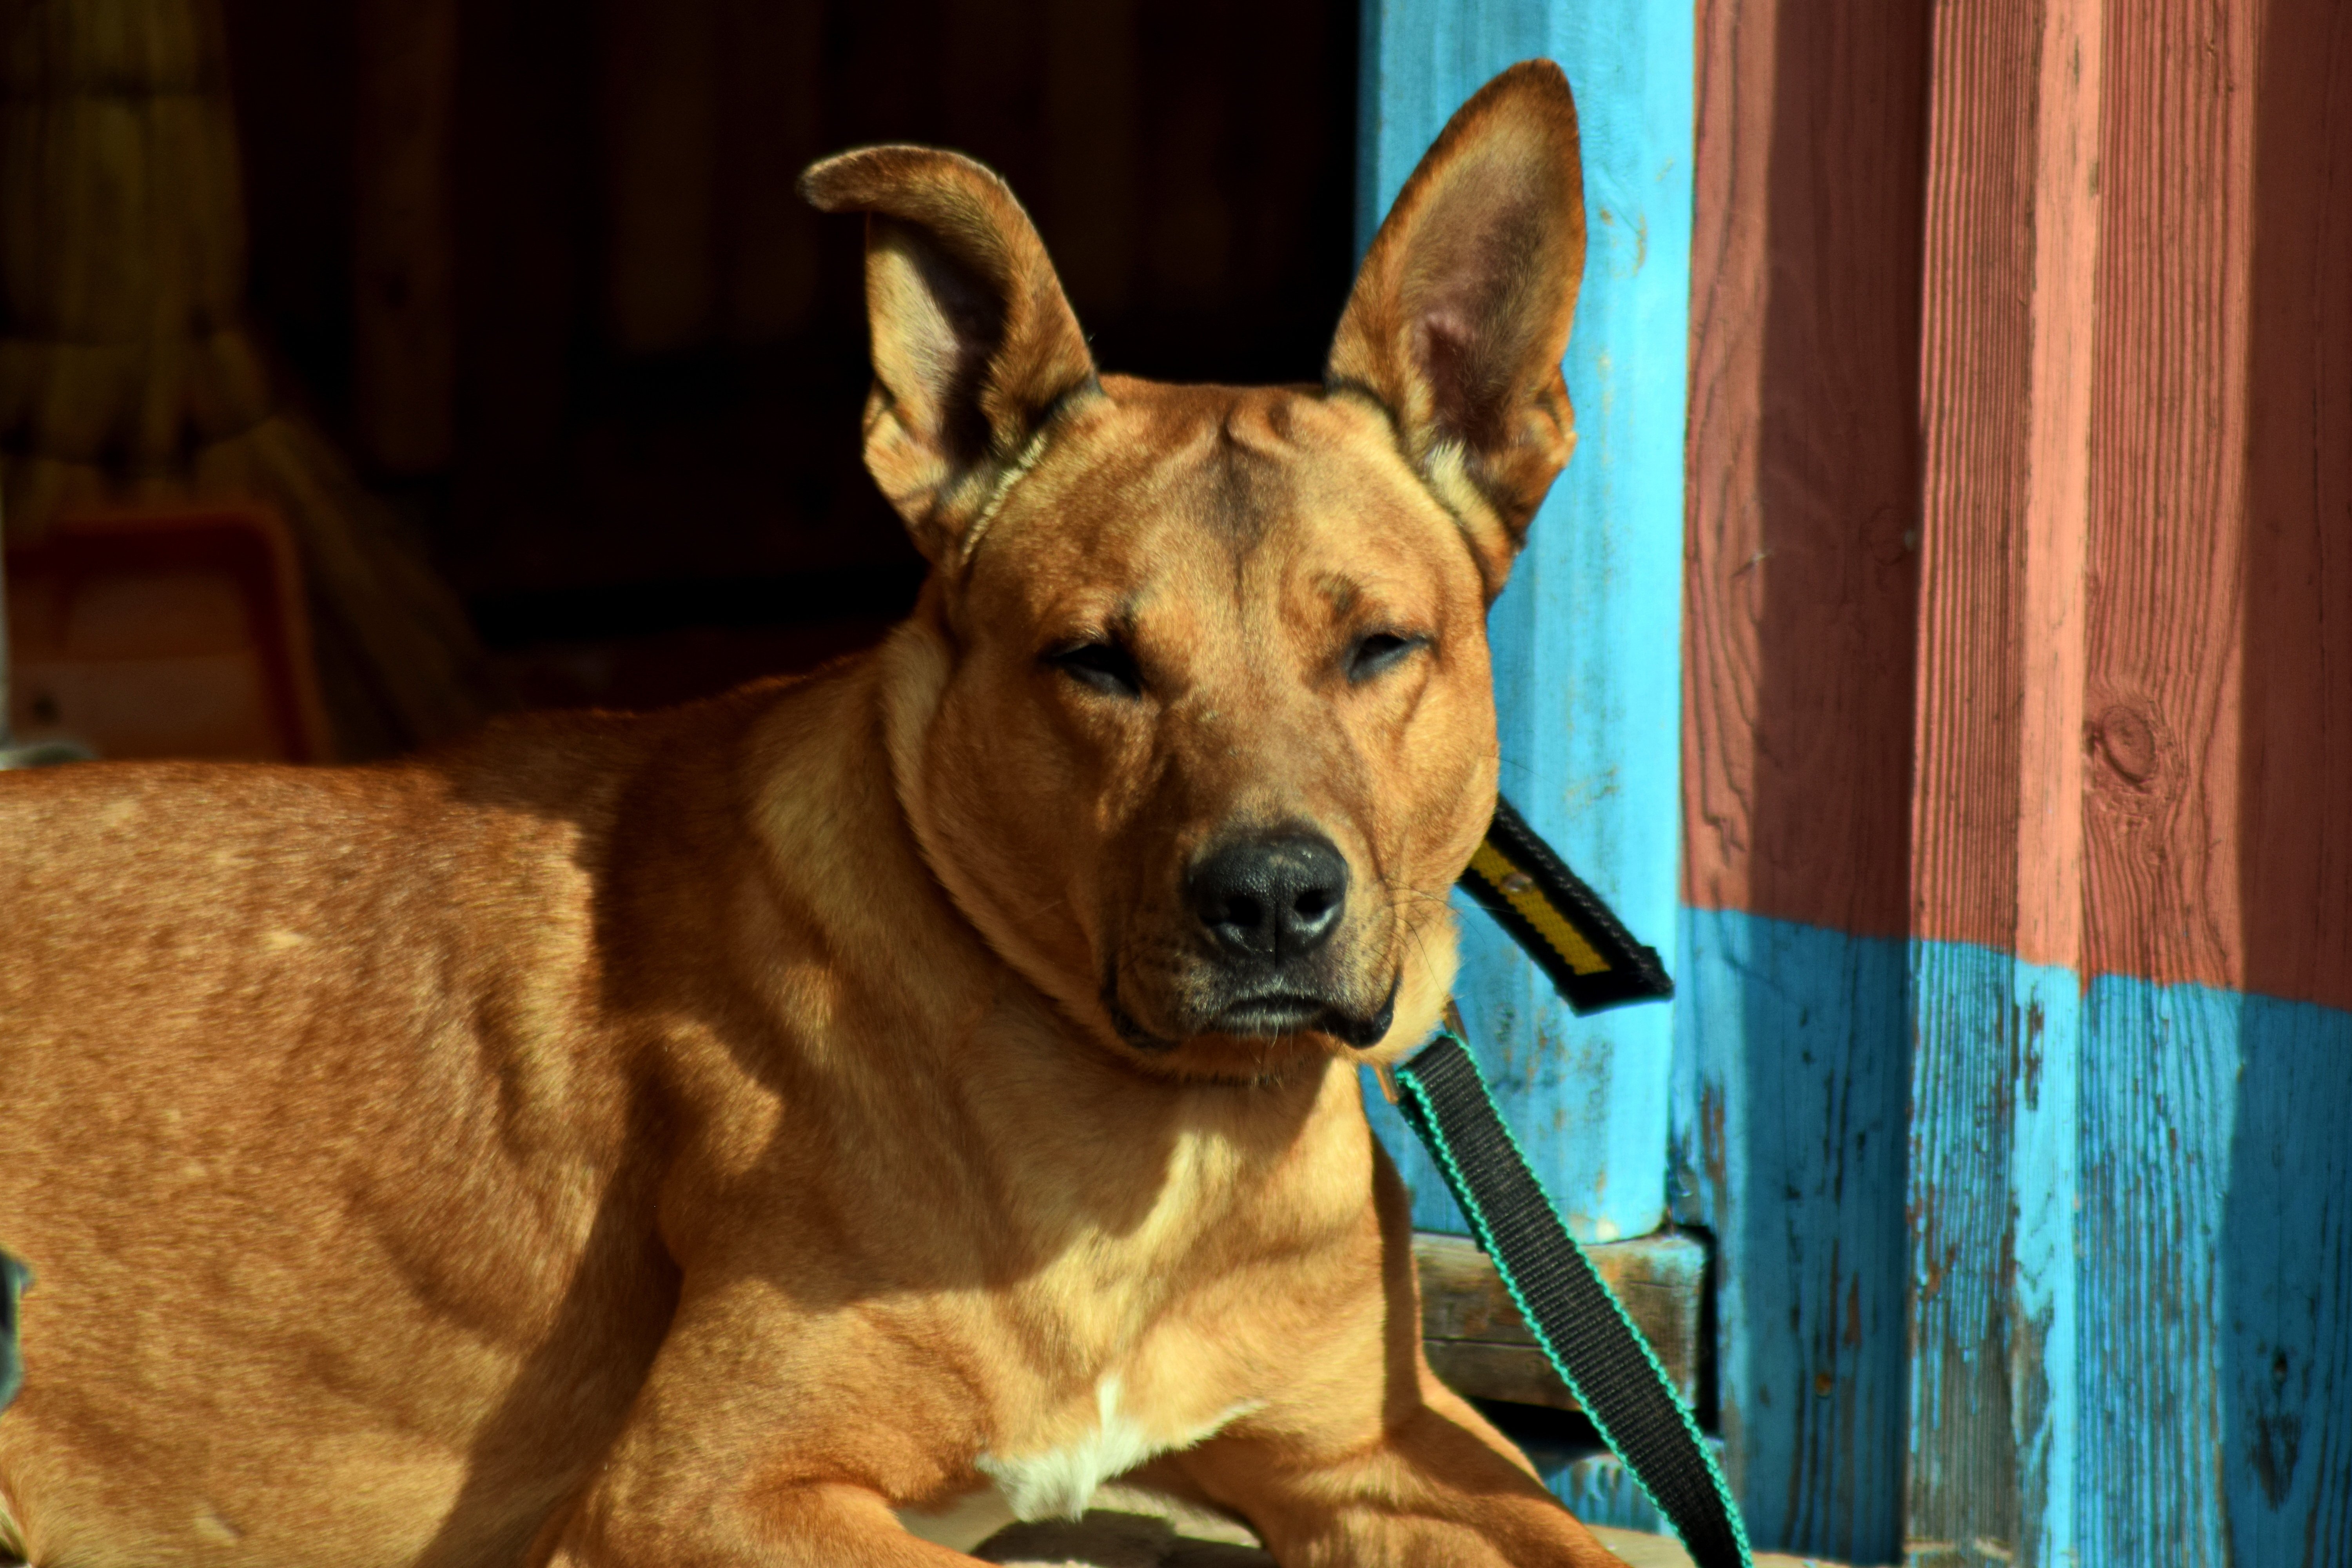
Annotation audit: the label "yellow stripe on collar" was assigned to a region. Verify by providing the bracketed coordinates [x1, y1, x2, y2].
[1465, 839, 1611, 976]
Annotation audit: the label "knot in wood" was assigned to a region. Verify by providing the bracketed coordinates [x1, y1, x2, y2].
[2093, 703, 2159, 786]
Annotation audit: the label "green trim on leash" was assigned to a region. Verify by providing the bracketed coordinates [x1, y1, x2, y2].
[1394, 1036, 1751, 1568]
[1417, 791, 1751, 1565]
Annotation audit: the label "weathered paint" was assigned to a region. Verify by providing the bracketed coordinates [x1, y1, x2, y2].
[1671, 907, 1909, 1563]
[2007, 962, 2079, 1568]
[2224, 992, 2352, 1567]
[1357, 0, 1692, 1245]
[1366, 5, 2352, 1563]
[1898, 1, 2352, 1561]
[1674, 4, 1931, 1558]
[1907, 953, 2352, 1568]
[1679, 919, 2352, 1568]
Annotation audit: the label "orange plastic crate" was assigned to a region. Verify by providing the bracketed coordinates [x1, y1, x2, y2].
[5, 506, 331, 763]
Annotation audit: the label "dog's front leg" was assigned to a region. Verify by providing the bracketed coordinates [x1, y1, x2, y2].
[1172, 1383, 1630, 1568]
[524, 1287, 990, 1568]
[1164, 1145, 1632, 1568]
[537, 1478, 980, 1568]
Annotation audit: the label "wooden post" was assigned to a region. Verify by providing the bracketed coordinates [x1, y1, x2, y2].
[1675, 1, 1931, 1559]
[1906, 1, 2352, 1563]
[1356, 0, 1691, 1264]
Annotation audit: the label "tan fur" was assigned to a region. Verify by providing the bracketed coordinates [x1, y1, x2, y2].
[0, 62, 1621, 1566]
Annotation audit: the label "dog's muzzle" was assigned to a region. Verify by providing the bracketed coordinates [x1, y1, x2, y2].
[1186, 829, 1392, 1045]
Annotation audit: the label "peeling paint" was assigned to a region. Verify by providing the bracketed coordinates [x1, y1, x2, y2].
[1676, 910, 1907, 1561]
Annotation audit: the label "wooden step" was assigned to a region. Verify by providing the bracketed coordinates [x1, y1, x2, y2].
[1413, 1229, 1706, 1414]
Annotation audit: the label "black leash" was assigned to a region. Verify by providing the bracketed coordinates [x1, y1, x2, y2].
[1399, 794, 1749, 1568]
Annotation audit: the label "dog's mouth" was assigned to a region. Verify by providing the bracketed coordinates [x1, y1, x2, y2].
[1209, 980, 1397, 1049]
[1103, 971, 1400, 1056]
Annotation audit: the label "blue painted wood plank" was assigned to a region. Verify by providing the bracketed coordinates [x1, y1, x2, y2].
[2077, 976, 2239, 1566]
[2008, 963, 2080, 1568]
[1903, 939, 2025, 1566]
[2224, 992, 2352, 1567]
[2077, 979, 2352, 1568]
[1671, 907, 1908, 1563]
[1909, 951, 2352, 1568]
[1357, 0, 1693, 1246]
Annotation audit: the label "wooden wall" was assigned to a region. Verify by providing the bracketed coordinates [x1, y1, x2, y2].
[1682, 0, 2352, 1562]
[1902, 1, 2352, 1564]
[1674, 0, 1930, 1559]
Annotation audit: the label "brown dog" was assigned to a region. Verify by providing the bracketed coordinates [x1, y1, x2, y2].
[0, 62, 1624, 1567]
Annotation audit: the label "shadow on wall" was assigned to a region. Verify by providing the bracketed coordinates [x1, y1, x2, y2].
[1673, 0, 1930, 1561]
[2227, 1, 2352, 1559]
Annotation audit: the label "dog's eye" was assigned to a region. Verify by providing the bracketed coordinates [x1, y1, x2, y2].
[1048, 641, 1145, 697]
[1347, 632, 1425, 683]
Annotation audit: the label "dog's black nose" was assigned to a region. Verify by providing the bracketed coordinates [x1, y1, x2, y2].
[1189, 833, 1349, 961]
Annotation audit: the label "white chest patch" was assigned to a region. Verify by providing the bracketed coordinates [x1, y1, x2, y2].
[975, 1374, 1168, 1522]
[896, 1375, 1257, 1549]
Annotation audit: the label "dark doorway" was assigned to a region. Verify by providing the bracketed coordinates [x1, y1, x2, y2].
[221, 0, 1361, 713]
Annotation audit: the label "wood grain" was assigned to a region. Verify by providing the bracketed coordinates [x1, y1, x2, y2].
[1675, 2, 1928, 1561]
[1905, 0, 2035, 958]
[1672, 911, 1910, 1564]
[1679, 0, 1930, 940]
[1906, 2, 2352, 1564]
[2239, 0, 2352, 1015]
[1905, 0, 2071, 1559]
[1907, 0, 2347, 1009]
[1413, 1231, 1702, 1415]
[2075, 0, 2257, 998]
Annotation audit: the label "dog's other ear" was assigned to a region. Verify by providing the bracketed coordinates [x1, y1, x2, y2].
[1327, 60, 1586, 598]
[802, 147, 1098, 565]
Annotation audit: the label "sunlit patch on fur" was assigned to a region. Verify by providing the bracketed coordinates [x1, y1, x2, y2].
[0, 1479, 28, 1564]
[1417, 440, 1517, 591]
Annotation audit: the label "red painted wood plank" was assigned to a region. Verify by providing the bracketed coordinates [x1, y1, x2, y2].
[2012, 0, 2103, 981]
[2239, 0, 2352, 1015]
[1910, 0, 2351, 1016]
[1907, 2, 2099, 1560]
[2076, 0, 2259, 997]
[1907, 0, 2039, 962]
[1680, 0, 1931, 941]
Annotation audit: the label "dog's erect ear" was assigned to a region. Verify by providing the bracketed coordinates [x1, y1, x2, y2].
[1327, 60, 1586, 598]
[802, 147, 1099, 565]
